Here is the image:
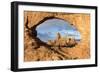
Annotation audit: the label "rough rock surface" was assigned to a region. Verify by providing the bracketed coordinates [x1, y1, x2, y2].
[24, 11, 90, 62]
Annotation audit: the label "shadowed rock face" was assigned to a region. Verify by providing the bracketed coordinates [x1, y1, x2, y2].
[24, 11, 90, 61]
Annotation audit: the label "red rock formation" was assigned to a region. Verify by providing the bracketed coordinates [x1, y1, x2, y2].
[24, 11, 90, 61]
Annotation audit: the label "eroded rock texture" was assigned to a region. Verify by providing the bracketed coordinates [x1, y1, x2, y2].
[24, 11, 90, 62]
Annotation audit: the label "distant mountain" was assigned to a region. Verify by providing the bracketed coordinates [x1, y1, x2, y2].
[37, 32, 55, 42]
[37, 29, 81, 42]
[58, 29, 81, 40]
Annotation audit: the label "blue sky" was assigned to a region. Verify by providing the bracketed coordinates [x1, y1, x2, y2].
[36, 19, 81, 42]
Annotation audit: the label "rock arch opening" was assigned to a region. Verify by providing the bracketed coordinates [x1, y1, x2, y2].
[35, 18, 81, 47]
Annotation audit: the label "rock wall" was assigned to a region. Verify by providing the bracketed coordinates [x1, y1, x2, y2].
[24, 11, 90, 61]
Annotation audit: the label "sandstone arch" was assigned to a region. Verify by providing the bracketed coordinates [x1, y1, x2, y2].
[24, 11, 90, 61]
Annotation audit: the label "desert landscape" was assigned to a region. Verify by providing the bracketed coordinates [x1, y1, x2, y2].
[24, 11, 90, 62]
